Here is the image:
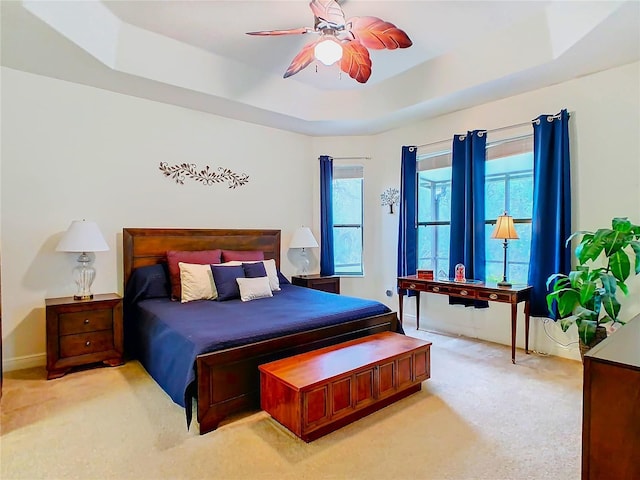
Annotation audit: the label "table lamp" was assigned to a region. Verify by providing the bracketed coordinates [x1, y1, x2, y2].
[56, 220, 109, 300]
[491, 212, 519, 287]
[289, 226, 319, 275]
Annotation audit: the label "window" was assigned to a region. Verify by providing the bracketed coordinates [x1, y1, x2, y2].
[417, 135, 533, 284]
[333, 165, 364, 275]
[417, 150, 452, 279]
[484, 136, 533, 285]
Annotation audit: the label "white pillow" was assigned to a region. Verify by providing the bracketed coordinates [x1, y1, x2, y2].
[261, 258, 281, 292]
[241, 259, 280, 292]
[236, 276, 273, 302]
[179, 262, 217, 303]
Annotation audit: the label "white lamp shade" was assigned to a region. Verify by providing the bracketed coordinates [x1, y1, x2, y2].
[289, 227, 319, 249]
[314, 39, 343, 66]
[56, 220, 109, 253]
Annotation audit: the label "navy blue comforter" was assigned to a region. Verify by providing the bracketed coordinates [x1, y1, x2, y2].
[128, 283, 393, 409]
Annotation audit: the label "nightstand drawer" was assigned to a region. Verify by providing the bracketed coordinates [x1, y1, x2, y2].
[59, 308, 113, 335]
[292, 275, 340, 294]
[60, 330, 114, 358]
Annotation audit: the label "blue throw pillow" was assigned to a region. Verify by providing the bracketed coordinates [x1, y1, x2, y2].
[242, 262, 267, 278]
[210, 265, 245, 301]
[125, 264, 170, 304]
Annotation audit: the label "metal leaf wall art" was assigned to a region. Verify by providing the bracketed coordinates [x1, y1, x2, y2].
[159, 162, 249, 189]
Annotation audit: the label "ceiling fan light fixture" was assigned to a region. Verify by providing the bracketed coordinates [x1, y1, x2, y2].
[248, 0, 412, 83]
[314, 38, 342, 66]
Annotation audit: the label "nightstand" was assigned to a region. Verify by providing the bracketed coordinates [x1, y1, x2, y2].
[291, 274, 340, 294]
[46, 293, 123, 380]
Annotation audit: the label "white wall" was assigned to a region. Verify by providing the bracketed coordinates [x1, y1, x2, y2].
[2, 61, 639, 369]
[314, 61, 640, 361]
[0, 67, 314, 370]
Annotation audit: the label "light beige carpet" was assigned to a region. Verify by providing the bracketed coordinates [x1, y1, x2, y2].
[1, 327, 582, 480]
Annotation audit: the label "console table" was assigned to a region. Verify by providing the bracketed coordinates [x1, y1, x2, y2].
[397, 275, 532, 363]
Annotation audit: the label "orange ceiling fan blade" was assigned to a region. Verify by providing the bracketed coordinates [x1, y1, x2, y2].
[340, 41, 372, 84]
[309, 0, 346, 28]
[246, 27, 310, 36]
[284, 41, 318, 78]
[348, 16, 412, 50]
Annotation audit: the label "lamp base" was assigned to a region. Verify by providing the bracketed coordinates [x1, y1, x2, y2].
[298, 248, 311, 276]
[73, 294, 94, 301]
[73, 252, 96, 301]
[497, 280, 512, 288]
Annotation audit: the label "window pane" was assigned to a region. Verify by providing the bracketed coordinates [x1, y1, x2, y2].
[418, 225, 450, 277]
[418, 168, 451, 223]
[334, 226, 362, 274]
[332, 165, 363, 276]
[417, 225, 434, 269]
[508, 175, 533, 218]
[486, 260, 504, 284]
[333, 178, 362, 225]
[485, 177, 506, 219]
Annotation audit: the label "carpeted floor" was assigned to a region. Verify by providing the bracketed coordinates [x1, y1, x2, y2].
[1, 326, 583, 480]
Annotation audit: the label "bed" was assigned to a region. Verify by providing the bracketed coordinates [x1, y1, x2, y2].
[123, 228, 400, 434]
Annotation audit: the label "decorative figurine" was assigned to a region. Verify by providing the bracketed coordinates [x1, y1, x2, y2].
[454, 263, 466, 283]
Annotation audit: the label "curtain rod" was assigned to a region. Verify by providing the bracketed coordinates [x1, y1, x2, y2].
[416, 112, 569, 149]
[416, 119, 533, 149]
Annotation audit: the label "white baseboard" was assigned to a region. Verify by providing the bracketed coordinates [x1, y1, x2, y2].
[2, 353, 46, 372]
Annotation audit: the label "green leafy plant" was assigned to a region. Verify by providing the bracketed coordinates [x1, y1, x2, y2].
[546, 217, 640, 346]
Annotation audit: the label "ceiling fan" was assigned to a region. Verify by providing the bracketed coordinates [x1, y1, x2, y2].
[246, 0, 412, 84]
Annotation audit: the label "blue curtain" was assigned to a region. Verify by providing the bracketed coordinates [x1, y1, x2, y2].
[449, 131, 488, 308]
[397, 146, 418, 296]
[319, 155, 335, 276]
[528, 109, 572, 317]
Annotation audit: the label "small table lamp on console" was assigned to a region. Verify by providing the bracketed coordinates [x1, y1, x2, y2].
[491, 212, 519, 287]
[56, 220, 109, 300]
[289, 226, 319, 275]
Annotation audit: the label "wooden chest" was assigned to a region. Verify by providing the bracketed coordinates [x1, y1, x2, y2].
[259, 331, 431, 441]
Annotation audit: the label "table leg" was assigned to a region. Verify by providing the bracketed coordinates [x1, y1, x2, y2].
[416, 291, 420, 330]
[398, 290, 404, 326]
[511, 302, 517, 364]
[524, 300, 531, 354]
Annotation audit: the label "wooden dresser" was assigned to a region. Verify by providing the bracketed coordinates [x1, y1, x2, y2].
[582, 314, 640, 480]
[260, 331, 431, 442]
[46, 293, 123, 379]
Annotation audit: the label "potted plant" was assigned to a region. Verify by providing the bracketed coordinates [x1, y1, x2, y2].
[546, 217, 640, 357]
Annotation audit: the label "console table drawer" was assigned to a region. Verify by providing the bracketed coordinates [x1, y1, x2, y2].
[447, 286, 477, 298]
[398, 279, 424, 291]
[477, 290, 514, 302]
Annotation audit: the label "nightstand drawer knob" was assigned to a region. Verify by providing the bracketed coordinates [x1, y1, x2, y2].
[489, 293, 498, 300]
[408, 283, 416, 289]
[85, 341, 91, 347]
[84, 319, 90, 325]
[460, 290, 468, 296]
[432, 286, 440, 293]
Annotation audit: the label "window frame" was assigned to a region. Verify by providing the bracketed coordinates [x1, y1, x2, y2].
[416, 135, 533, 282]
[332, 164, 365, 276]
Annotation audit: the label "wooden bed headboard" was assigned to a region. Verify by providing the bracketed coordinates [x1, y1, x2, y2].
[122, 228, 281, 289]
